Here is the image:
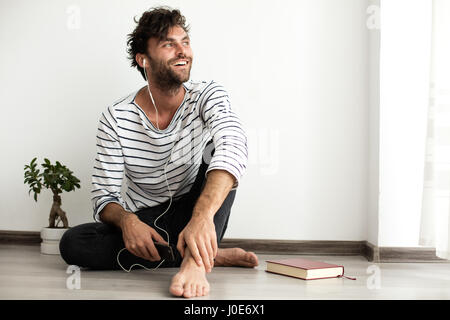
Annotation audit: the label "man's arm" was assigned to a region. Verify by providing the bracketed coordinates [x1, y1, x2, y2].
[192, 170, 235, 218]
[178, 81, 248, 272]
[99, 202, 135, 229]
[176, 169, 235, 272]
[91, 107, 127, 223]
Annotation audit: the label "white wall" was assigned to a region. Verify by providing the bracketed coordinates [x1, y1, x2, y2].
[0, 0, 370, 241]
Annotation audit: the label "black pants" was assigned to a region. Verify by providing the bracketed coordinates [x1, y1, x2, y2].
[59, 140, 236, 270]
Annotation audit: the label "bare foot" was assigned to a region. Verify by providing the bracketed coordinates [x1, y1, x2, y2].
[214, 248, 259, 268]
[170, 248, 210, 298]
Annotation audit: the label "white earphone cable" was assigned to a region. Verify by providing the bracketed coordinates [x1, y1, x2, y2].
[116, 58, 178, 272]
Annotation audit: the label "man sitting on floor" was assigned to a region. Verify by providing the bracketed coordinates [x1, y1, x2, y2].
[59, 6, 258, 298]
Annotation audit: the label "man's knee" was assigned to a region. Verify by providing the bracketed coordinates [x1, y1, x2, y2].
[59, 227, 76, 265]
[59, 223, 97, 266]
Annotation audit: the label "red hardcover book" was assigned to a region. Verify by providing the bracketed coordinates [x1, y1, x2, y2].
[266, 258, 350, 280]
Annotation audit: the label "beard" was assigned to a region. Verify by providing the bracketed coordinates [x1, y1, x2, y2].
[147, 55, 192, 95]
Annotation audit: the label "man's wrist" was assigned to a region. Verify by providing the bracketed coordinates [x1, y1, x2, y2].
[192, 192, 216, 219]
[119, 211, 137, 229]
[192, 211, 214, 221]
[192, 203, 215, 220]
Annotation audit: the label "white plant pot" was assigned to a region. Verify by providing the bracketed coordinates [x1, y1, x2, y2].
[40, 227, 69, 255]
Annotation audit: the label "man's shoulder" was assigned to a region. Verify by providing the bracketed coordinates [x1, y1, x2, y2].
[103, 88, 140, 116]
[111, 88, 139, 108]
[184, 79, 210, 92]
[184, 79, 228, 97]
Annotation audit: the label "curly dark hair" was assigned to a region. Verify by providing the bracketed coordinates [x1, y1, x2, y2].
[126, 6, 190, 80]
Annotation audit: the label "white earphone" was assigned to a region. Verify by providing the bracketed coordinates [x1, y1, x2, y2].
[142, 58, 160, 131]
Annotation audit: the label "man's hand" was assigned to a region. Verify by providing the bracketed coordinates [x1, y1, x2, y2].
[120, 213, 168, 261]
[176, 215, 217, 273]
[176, 169, 235, 273]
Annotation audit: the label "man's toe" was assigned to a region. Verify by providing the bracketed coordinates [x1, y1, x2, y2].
[183, 284, 193, 298]
[248, 252, 259, 266]
[169, 281, 184, 297]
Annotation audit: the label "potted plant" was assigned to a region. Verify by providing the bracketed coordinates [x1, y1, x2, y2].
[24, 158, 81, 255]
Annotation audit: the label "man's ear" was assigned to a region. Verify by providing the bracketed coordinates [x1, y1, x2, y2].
[136, 54, 147, 69]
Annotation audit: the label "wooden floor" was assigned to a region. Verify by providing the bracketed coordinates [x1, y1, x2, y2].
[1, 244, 450, 300]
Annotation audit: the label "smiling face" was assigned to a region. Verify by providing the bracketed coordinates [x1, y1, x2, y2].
[144, 25, 193, 92]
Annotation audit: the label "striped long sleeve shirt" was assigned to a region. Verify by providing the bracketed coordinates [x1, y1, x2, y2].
[91, 80, 248, 223]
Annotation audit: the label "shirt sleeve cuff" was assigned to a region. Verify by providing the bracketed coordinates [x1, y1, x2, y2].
[93, 199, 125, 223]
